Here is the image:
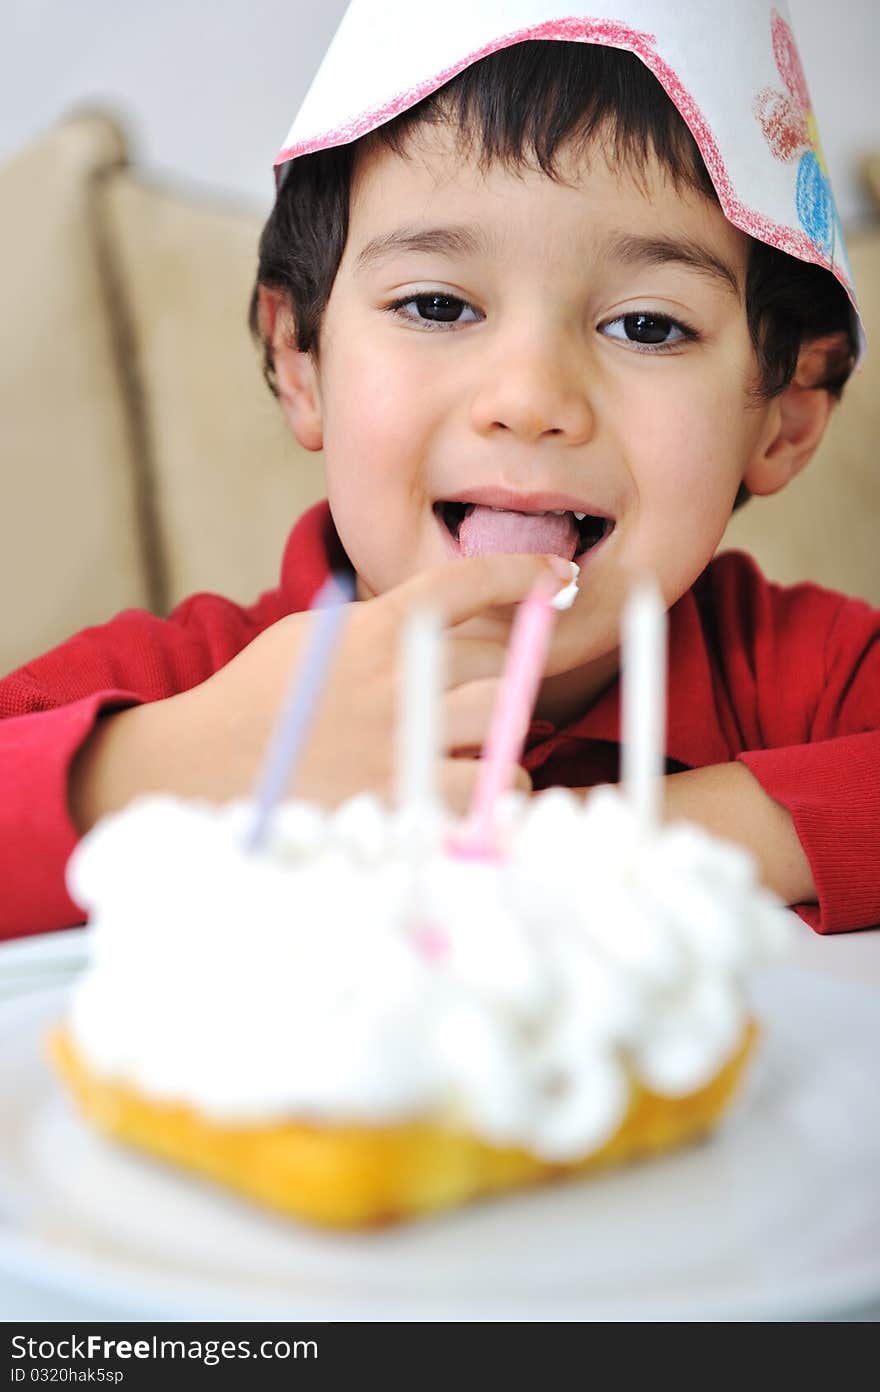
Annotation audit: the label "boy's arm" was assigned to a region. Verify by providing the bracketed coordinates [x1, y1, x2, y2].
[566, 555, 880, 935]
[1, 551, 563, 941]
[0, 590, 289, 940]
[570, 731, 880, 932]
[0, 691, 145, 939]
[733, 732, 880, 933]
[671, 555, 880, 933]
[660, 760, 816, 906]
[568, 759, 819, 911]
[713, 556, 880, 933]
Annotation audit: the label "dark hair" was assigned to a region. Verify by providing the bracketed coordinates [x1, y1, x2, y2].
[249, 41, 857, 409]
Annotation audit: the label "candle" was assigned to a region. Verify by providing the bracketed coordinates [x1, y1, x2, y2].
[395, 608, 442, 815]
[243, 572, 355, 852]
[395, 608, 449, 958]
[621, 578, 668, 837]
[453, 576, 559, 857]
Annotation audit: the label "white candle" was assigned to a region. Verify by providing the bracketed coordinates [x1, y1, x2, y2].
[621, 578, 668, 836]
[395, 608, 442, 813]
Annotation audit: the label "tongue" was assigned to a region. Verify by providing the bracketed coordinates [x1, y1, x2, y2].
[458, 506, 579, 560]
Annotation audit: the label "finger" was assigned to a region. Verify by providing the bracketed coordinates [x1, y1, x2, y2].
[444, 635, 510, 688]
[381, 552, 576, 629]
[443, 678, 550, 754]
[511, 764, 534, 794]
[438, 758, 481, 816]
[443, 678, 501, 752]
[438, 757, 533, 815]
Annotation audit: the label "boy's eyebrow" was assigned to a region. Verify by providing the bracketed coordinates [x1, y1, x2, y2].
[354, 224, 741, 298]
[600, 232, 742, 298]
[354, 224, 495, 271]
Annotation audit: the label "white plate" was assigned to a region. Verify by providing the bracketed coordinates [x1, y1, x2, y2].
[1, 929, 879, 1322]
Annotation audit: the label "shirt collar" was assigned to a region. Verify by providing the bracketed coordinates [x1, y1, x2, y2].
[280, 499, 350, 610]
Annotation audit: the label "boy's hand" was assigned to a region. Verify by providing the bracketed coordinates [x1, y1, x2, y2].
[70, 553, 572, 830]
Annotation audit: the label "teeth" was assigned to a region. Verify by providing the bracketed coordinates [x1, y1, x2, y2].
[480, 505, 586, 518]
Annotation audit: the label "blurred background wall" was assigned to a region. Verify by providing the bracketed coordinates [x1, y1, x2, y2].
[5, 0, 879, 223]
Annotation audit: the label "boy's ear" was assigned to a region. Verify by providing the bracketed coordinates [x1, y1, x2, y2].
[742, 334, 846, 497]
[257, 285, 324, 452]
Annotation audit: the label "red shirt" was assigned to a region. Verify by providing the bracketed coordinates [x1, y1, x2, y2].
[1, 501, 879, 939]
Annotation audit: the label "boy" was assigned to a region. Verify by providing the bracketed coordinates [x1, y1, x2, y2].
[1, 2, 877, 939]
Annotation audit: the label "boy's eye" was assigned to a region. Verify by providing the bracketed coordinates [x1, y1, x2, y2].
[387, 293, 481, 327]
[600, 312, 695, 350]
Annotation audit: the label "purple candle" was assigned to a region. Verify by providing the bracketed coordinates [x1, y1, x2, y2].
[243, 572, 355, 852]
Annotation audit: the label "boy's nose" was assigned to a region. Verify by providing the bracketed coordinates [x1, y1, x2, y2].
[469, 337, 594, 446]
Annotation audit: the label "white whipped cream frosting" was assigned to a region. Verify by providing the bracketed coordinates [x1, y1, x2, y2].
[65, 787, 792, 1162]
[550, 562, 580, 611]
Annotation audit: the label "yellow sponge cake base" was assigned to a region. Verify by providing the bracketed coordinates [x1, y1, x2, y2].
[50, 1026, 756, 1228]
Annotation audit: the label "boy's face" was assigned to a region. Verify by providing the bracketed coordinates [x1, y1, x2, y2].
[281, 122, 786, 709]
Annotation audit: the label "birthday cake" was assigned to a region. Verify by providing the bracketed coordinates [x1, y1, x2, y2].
[51, 784, 791, 1227]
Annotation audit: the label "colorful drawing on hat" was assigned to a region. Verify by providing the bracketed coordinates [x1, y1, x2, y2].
[753, 7, 848, 280]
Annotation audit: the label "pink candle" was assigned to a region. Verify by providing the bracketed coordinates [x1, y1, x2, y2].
[451, 576, 559, 857]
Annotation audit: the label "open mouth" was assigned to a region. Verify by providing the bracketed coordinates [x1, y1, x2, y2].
[435, 501, 614, 562]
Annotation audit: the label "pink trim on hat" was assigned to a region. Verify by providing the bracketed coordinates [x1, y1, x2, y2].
[274, 16, 854, 302]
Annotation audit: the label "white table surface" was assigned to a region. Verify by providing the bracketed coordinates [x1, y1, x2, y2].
[2, 922, 878, 1324]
